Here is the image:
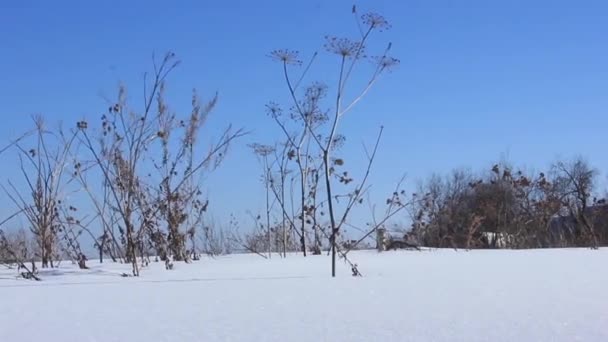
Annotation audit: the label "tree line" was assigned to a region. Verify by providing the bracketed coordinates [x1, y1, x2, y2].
[408, 159, 607, 250]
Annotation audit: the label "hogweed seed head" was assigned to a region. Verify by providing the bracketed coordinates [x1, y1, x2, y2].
[305, 82, 328, 103]
[249, 143, 275, 157]
[373, 55, 400, 72]
[324, 36, 364, 59]
[361, 12, 391, 31]
[269, 49, 303, 65]
[265, 102, 283, 119]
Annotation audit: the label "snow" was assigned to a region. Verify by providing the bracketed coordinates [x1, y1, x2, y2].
[1, 248, 607, 341]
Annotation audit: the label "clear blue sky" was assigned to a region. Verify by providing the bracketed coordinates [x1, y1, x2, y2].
[1, 0, 607, 229]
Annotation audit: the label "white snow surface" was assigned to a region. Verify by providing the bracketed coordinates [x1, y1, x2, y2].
[1, 248, 607, 341]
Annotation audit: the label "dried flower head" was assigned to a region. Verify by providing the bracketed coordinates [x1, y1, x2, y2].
[303, 83, 329, 124]
[324, 36, 364, 58]
[249, 143, 275, 157]
[269, 49, 303, 65]
[361, 12, 391, 31]
[305, 82, 328, 103]
[265, 102, 283, 119]
[374, 55, 400, 72]
[328, 134, 346, 150]
[302, 110, 328, 127]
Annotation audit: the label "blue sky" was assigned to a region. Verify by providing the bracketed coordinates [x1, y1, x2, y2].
[1, 0, 607, 230]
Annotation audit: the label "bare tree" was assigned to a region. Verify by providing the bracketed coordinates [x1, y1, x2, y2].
[409, 157, 606, 250]
[553, 158, 599, 249]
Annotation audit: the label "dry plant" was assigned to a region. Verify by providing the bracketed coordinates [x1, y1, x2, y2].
[268, 7, 399, 276]
[250, 143, 277, 258]
[197, 215, 235, 257]
[77, 52, 245, 276]
[270, 142, 292, 257]
[227, 214, 269, 259]
[342, 174, 415, 255]
[0, 211, 40, 280]
[266, 93, 327, 256]
[3, 116, 77, 269]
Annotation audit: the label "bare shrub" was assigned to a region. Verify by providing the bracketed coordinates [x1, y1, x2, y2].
[77, 52, 245, 276]
[3, 117, 77, 268]
[0, 228, 40, 281]
[411, 158, 605, 250]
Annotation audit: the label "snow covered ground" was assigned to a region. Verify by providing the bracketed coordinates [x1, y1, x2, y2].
[1, 248, 607, 341]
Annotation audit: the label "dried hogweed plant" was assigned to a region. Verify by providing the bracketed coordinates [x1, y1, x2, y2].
[266, 6, 401, 276]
